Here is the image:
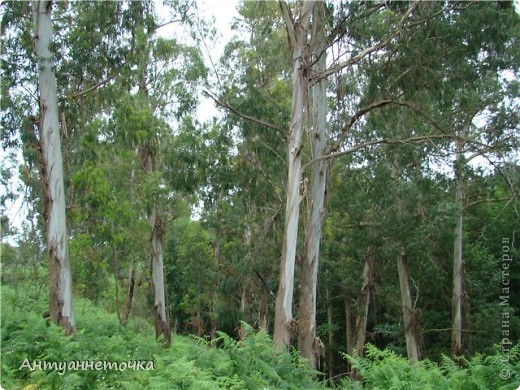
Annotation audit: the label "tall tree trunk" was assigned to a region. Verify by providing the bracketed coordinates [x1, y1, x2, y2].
[114, 245, 122, 323]
[451, 137, 465, 357]
[134, 2, 171, 342]
[326, 284, 335, 379]
[274, 1, 313, 349]
[344, 292, 354, 374]
[259, 285, 269, 331]
[397, 253, 420, 363]
[240, 285, 251, 315]
[211, 225, 222, 340]
[298, 2, 328, 369]
[353, 248, 375, 358]
[143, 152, 170, 345]
[33, 0, 75, 335]
[146, 172, 171, 346]
[121, 265, 136, 326]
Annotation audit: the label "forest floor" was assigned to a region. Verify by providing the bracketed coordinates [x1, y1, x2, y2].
[1, 284, 519, 389]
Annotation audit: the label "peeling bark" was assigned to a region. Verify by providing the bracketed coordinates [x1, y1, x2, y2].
[148, 189, 171, 346]
[353, 248, 375, 358]
[451, 137, 465, 357]
[33, 0, 75, 335]
[143, 149, 171, 345]
[298, 1, 329, 369]
[397, 253, 420, 363]
[274, 0, 313, 349]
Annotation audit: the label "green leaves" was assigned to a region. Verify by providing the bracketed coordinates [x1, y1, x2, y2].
[1, 286, 320, 389]
[341, 344, 520, 389]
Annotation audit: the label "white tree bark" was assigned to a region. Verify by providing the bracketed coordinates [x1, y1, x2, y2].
[273, 0, 314, 349]
[451, 137, 465, 356]
[298, 1, 328, 366]
[33, 0, 75, 335]
[145, 154, 171, 346]
[397, 253, 420, 363]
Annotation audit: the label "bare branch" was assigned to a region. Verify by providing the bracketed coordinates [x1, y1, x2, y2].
[194, 17, 223, 91]
[450, 1, 480, 12]
[203, 89, 287, 137]
[344, 222, 383, 228]
[464, 197, 518, 211]
[467, 136, 515, 162]
[315, 38, 391, 82]
[254, 269, 275, 297]
[67, 74, 116, 99]
[329, 99, 394, 154]
[314, 1, 418, 82]
[302, 134, 490, 172]
[393, 101, 447, 134]
[481, 156, 519, 199]
[153, 18, 184, 31]
[405, 4, 451, 29]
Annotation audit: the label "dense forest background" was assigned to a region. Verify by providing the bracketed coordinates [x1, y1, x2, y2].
[1, 1, 519, 388]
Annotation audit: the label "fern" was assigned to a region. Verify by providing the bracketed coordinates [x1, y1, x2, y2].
[4, 284, 518, 390]
[439, 354, 459, 375]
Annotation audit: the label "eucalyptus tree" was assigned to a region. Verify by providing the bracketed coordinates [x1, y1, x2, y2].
[446, 56, 519, 358]
[30, 0, 76, 333]
[324, 1, 520, 362]
[370, 1, 520, 356]
[216, 0, 291, 337]
[2, 0, 154, 330]
[220, 0, 427, 362]
[273, 0, 315, 350]
[275, 0, 419, 363]
[106, 0, 207, 345]
[1, 0, 133, 331]
[296, 1, 329, 367]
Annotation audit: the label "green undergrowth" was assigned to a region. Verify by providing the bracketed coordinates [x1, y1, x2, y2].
[340, 343, 520, 390]
[0, 285, 320, 389]
[1, 284, 519, 389]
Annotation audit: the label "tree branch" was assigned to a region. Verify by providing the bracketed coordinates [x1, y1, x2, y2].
[203, 89, 287, 137]
[393, 101, 448, 134]
[314, 1, 418, 82]
[345, 222, 383, 228]
[67, 73, 117, 99]
[279, 1, 295, 49]
[329, 99, 394, 154]
[467, 136, 515, 162]
[303, 134, 490, 172]
[315, 38, 391, 82]
[464, 197, 518, 211]
[254, 269, 275, 297]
